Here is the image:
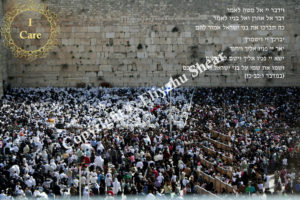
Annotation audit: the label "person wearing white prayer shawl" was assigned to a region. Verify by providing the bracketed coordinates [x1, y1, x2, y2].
[50, 159, 57, 171]
[157, 173, 164, 185]
[112, 178, 121, 195]
[9, 165, 20, 177]
[258, 182, 264, 191]
[136, 160, 143, 169]
[158, 144, 163, 150]
[94, 155, 104, 170]
[0, 191, 7, 199]
[96, 141, 104, 153]
[25, 175, 33, 188]
[181, 175, 189, 188]
[90, 172, 98, 184]
[33, 189, 42, 198]
[143, 134, 151, 146]
[129, 146, 135, 154]
[42, 149, 48, 162]
[154, 153, 163, 162]
[105, 172, 113, 188]
[72, 178, 79, 188]
[178, 160, 185, 170]
[83, 186, 89, 197]
[282, 157, 288, 166]
[264, 175, 271, 189]
[15, 184, 25, 197]
[60, 172, 68, 180]
[11, 145, 19, 153]
[171, 174, 177, 183]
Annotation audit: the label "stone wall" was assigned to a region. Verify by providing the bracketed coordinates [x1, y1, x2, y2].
[0, 0, 6, 96]
[1, 0, 300, 88]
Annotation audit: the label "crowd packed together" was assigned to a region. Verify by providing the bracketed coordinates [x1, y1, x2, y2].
[0, 87, 299, 199]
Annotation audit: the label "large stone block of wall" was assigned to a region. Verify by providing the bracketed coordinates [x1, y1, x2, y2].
[2, 0, 300, 88]
[0, 64, 3, 96]
[0, 60, 3, 96]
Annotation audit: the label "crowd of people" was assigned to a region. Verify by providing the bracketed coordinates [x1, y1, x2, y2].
[0, 87, 299, 199]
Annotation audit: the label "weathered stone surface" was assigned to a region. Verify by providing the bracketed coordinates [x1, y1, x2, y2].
[0, 0, 299, 89]
[0, 0, 6, 96]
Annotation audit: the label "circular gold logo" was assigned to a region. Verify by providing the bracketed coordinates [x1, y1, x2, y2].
[1, 0, 60, 61]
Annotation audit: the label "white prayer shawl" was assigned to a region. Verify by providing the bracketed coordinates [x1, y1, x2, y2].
[113, 178, 121, 195]
[94, 156, 104, 169]
[9, 165, 20, 177]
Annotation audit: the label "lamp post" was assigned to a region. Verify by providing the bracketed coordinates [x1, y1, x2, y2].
[170, 89, 172, 134]
[184, 88, 195, 127]
[164, 78, 172, 134]
[79, 166, 81, 200]
[87, 167, 90, 200]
